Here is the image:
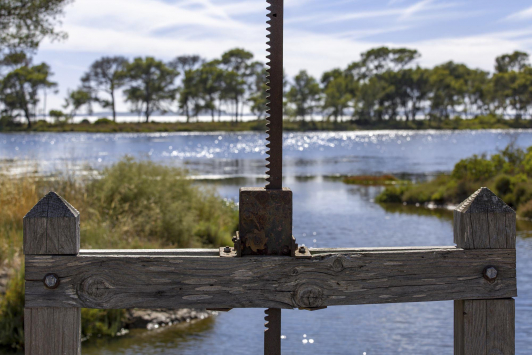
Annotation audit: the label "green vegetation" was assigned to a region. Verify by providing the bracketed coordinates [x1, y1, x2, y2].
[0, 158, 238, 350]
[376, 143, 532, 218]
[2, 45, 532, 130]
[3, 113, 532, 133]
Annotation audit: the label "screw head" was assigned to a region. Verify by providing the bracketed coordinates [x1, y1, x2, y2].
[224, 246, 231, 253]
[483, 266, 498, 281]
[299, 246, 306, 253]
[43, 273, 59, 289]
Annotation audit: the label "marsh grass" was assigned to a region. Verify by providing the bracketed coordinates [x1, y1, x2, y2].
[0, 158, 238, 350]
[343, 174, 403, 186]
[376, 143, 532, 216]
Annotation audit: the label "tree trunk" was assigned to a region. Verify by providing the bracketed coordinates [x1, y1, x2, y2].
[145, 101, 150, 123]
[111, 90, 117, 122]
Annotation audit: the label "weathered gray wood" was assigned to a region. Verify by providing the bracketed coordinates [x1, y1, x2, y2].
[454, 188, 516, 355]
[454, 300, 464, 355]
[25, 247, 516, 309]
[23, 192, 80, 255]
[487, 299, 515, 355]
[454, 187, 516, 249]
[455, 299, 515, 355]
[24, 307, 81, 355]
[23, 192, 81, 354]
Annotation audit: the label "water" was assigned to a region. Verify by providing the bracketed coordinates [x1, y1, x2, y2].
[2, 130, 531, 354]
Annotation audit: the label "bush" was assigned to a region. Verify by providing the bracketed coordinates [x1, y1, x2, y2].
[80, 118, 91, 124]
[375, 185, 407, 203]
[518, 199, 532, 219]
[0, 268, 24, 351]
[0, 116, 19, 131]
[87, 157, 237, 247]
[451, 154, 495, 181]
[94, 118, 114, 125]
[513, 183, 532, 208]
[495, 174, 512, 196]
[81, 309, 126, 339]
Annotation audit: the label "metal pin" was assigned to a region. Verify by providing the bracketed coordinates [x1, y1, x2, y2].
[484, 266, 498, 281]
[43, 273, 59, 289]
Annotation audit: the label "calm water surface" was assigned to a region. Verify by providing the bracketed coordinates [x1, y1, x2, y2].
[2, 130, 531, 354]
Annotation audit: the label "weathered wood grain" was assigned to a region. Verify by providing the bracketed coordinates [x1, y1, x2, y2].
[455, 299, 515, 355]
[25, 247, 516, 309]
[454, 188, 516, 355]
[23, 192, 81, 354]
[454, 187, 516, 250]
[23, 192, 80, 255]
[24, 307, 81, 355]
[487, 299, 515, 355]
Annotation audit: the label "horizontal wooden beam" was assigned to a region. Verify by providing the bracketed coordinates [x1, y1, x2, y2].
[25, 247, 516, 309]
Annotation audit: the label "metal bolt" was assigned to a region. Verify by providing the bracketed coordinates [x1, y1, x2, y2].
[43, 273, 59, 289]
[299, 246, 306, 253]
[232, 236, 237, 243]
[224, 246, 231, 253]
[483, 266, 498, 281]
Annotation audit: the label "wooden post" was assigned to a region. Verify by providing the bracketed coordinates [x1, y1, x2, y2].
[24, 192, 81, 355]
[454, 187, 516, 355]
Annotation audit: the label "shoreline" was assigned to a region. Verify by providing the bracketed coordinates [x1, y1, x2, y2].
[2, 116, 532, 133]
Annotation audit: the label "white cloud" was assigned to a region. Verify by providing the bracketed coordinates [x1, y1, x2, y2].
[504, 6, 532, 21]
[35, 0, 532, 113]
[399, 0, 434, 20]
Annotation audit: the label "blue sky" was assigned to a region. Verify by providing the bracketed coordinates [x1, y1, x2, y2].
[34, 0, 532, 114]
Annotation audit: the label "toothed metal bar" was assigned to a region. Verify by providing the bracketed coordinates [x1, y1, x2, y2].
[264, 308, 281, 355]
[265, 0, 283, 190]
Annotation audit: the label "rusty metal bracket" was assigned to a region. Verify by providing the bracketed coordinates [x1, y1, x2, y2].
[219, 246, 237, 257]
[294, 246, 311, 259]
[238, 187, 293, 256]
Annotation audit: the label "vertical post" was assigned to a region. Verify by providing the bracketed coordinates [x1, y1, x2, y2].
[454, 187, 516, 355]
[23, 192, 81, 355]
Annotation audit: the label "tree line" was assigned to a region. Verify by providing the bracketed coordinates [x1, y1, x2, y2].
[1, 0, 531, 127]
[3, 46, 532, 128]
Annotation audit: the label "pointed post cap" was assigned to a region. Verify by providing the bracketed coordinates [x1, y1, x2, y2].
[454, 187, 515, 249]
[23, 192, 80, 255]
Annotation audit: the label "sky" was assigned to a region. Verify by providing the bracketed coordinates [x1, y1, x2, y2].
[33, 0, 532, 115]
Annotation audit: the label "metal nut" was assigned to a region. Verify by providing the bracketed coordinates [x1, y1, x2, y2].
[483, 266, 498, 281]
[224, 246, 231, 253]
[299, 246, 306, 253]
[43, 273, 59, 289]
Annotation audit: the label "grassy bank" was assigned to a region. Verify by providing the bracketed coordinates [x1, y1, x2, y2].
[0, 158, 238, 351]
[1, 115, 532, 133]
[376, 143, 532, 218]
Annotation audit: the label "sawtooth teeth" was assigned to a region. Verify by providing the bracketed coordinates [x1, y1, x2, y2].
[265, 0, 276, 187]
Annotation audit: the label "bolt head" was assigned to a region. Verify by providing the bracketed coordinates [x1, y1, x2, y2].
[484, 266, 498, 281]
[299, 246, 306, 253]
[44, 273, 59, 289]
[223, 246, 231, 253]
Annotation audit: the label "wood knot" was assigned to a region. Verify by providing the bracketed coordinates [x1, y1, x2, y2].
[78, 276, 113, 307]
[294, 284, 324, 308]
[332, 256, 345, 272]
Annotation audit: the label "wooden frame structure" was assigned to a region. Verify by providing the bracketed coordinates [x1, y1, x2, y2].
[23, 187, 516, 354]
